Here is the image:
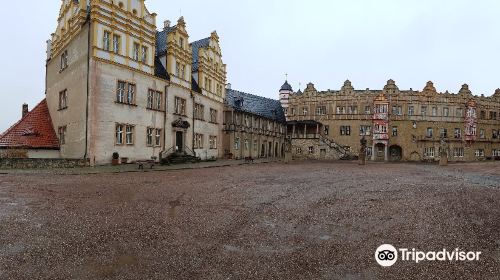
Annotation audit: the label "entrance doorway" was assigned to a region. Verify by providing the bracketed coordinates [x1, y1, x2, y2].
[176, 131, 184, 153]
[389, 145, 403, 161]
[375, 143, 386, 161]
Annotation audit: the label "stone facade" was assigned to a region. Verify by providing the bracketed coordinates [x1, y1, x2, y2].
[285, 80, 500, 162]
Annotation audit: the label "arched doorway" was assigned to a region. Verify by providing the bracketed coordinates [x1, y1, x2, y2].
[389, 145, 403, 161]
[261, 143, 266, 158]
[375, 143, 386, 162]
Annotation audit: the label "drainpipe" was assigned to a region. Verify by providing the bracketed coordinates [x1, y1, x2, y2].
[191, 92, 196, 156]
[84, 14, 91, 162]
[162, 82, 170, 159]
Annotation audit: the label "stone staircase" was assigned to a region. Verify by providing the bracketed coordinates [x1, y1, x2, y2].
[160, 147, 201, 165]
[318, 134, 358, 160]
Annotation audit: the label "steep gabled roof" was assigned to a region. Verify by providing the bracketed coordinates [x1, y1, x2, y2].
[191, 37, 210, 72]
[0, 99, 60, 150]
[154, 56, 170, 80]
[156, 27, 176, 56]
[225, 89, 286, 123]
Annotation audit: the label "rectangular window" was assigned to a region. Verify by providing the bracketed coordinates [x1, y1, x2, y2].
[147, 90, 154, 109]
[454, 147, 464, 158]
[113, 34, 121, 54]
[209, 136, 218, 149]
[340, 126, 351, 136]
[421, 106, 427, 116]
[316, 106, 327, 116]
[308, 146, 314, 154]
[155, 91, 162, 110]
[443, 107, 449, 117]
[181, 65, 186, 80]
[324, 125, 330, 135]
[59, 90, 67, 110]
[117, 81, 126, 103]
[348, 106, 358, 114]
[432, 107, 438, 116]
[58, 126, 67, 145]
[155, 129, 162, 146]
[440, 128, 448, 138]
[456, 108, 464, 118]
[210, 108, 218, 123]
[133, 42, 140, 61]
[424, 147, 435, 158]
[392, 106, 402, 116]
[141, 46, 148, 64]
[337, 106, 345, 114]
[493, 130, 498, 139]
[360, 125, 371, 136]
[116, 124, 124, 145]
[244, 139, 249, 150]
[174, 97, 186, 115]
[475, 149, 485, 157]
[492, 149, 500, 157]
[125, 125, 134, 145]
[254, 140, 258, 152]
[127, 83, 135, 105]
[234, 137, 240, 150]
[480, 129, 485, 139]
[103, 31, 111, 51]
[480, 111, 486, 119]
[60, 50, 68, 71]
[408, 106, 414, 116]
[392, 126, 398, 137]
[454, 128, 462, 139]
[364, 106, 371, 114]
[146, 127, 153, 146]
[296, 147, 302, 154]
[302, 107, 308, 116]
[426, 127, 433, 138]
[194, 103, 205, 120]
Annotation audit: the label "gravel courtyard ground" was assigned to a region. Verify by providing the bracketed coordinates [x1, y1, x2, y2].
[0, 161, 499, 280]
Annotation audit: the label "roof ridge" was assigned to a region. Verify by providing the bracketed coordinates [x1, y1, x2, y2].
[227, 89, 280, 103]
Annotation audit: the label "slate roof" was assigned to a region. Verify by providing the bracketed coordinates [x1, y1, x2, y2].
[0, 99, 59, 150]
[280, 80, 293, 91]
[154, 57, 170, 80]
[191, 37, 210, 72]
[225, 89, 286, 123]
[155, 27, 175, 56]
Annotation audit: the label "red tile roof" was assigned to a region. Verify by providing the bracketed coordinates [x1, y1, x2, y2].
[0, 99, 60, 150]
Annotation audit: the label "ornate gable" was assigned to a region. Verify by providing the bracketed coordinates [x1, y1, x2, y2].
[49, 0, 88, 59]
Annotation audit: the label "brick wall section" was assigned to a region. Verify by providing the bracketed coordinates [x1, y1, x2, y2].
[0, 158, 88, 169]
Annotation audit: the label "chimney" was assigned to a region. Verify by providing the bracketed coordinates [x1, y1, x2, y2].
[226, 83, 232, 90]
[164, 20, 171, 29]
[22, 103, 29, 118]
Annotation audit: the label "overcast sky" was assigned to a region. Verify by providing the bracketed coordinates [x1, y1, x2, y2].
[1, 0, 499, 132]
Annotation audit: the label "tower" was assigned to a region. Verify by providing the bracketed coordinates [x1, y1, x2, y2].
[279, 80, 293, 120]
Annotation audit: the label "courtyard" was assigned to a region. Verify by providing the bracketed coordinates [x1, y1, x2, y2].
[0, 161, 499, 279]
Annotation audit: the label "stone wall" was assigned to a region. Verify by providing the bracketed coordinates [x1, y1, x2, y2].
[0, 158, 88, 169]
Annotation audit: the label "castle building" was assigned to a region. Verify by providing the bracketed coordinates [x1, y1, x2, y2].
[223, 87, 286, 159]
[37, 0, 228, 165]
[284, 80, 500, 162]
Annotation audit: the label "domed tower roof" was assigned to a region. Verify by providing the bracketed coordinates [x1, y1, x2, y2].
[280, 80, 293, 92]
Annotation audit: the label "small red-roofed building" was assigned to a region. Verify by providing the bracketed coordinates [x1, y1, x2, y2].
[0, 99, 60, 158]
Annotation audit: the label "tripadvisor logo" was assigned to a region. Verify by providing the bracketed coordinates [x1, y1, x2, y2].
[375, 244, 481, 267]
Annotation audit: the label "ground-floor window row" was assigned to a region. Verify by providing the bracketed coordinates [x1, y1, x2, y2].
[422, 146, 496, 158]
